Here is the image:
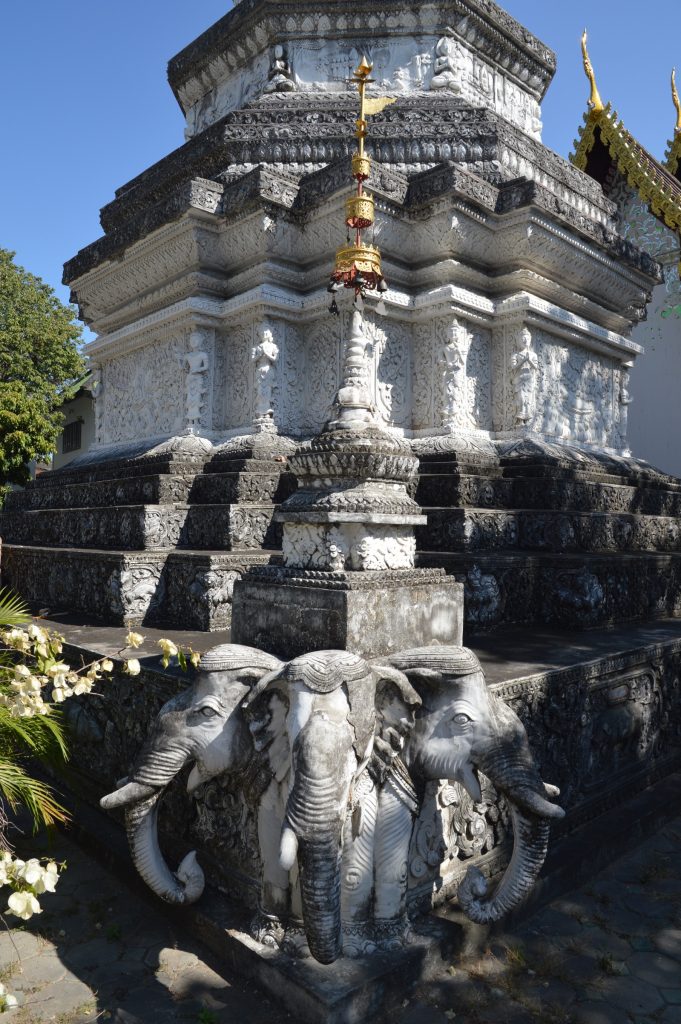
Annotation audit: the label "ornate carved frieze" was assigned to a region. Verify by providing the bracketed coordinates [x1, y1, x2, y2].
[101, 336, 186, 444]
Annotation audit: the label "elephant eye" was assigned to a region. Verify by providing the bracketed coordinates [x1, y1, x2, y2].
[452, 713, 472, 725]
[198, 706, 218, 719]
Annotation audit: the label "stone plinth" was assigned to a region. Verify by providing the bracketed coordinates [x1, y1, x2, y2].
[231, 566, 463, 659]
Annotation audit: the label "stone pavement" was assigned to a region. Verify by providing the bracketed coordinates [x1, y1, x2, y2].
[1, 815, 680, 1024]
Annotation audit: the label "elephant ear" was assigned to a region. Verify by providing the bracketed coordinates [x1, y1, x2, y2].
[370, 663, 421, 779]
[242, 668, 291, 783]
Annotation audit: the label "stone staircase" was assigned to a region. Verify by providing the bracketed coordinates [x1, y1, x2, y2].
[414, 437, 681, 630]
[5, 434, 681, 634]
[0, 436, 292, 631]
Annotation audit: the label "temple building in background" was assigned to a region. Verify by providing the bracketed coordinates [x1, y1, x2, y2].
[572, 45, 681, 474]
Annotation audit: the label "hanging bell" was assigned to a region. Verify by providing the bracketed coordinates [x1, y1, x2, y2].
[329, 298, 340, 316]
[377, 277, 389, 293]
[354, 272, 367, 290]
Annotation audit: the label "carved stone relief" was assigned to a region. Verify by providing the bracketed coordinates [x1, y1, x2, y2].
[282, 522, 417, 571]
[300, 318, 342, 434]
[510, 326, 538, 427]
[413, 317, 492, 434]
[102, 337, 186, 444]
[362, 314, 411, 430]
[184, 328, 212, 435]
[494, 325, 623, 449]
[252, 325, 280, 431]
[183, 31, 542, 142]
[216, 323, 254, 432]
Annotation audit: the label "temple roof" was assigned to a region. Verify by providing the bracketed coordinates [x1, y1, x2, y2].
[663, 69, 681, 182]
[571, 35, 681, 239]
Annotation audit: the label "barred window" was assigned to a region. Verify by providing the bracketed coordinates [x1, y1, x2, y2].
[62, 420, 82, 454]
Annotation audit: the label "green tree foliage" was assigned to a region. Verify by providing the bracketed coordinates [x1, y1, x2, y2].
[0, 250, 84, 486]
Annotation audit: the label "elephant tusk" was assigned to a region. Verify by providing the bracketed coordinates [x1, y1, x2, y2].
[515, 786, 565, 820]
[100, 781, 157, 810]
[279, 825, 298, 872]
[543, 782, 561, 798]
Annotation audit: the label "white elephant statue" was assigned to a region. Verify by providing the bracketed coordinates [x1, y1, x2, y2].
[100, 643, 564, 965]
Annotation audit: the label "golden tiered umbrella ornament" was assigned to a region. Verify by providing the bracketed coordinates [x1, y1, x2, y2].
[327, 57, 394, 316]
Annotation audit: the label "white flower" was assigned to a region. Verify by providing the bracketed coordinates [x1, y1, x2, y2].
[51, 683, 72, 704]
[158, 639, 178, 659]
[46, 662, 71, 680]
[100, 659, 114, 673]
[16, 858, 43, 887]
[0, 852, 16, 887]
[72, 678, 93, 696]
[31, 860, 59, 895]
[125, 631, 144, 649]
[0, 979, 18, 1010]
[124, 659, 141, 676]
[26, 623, 48, 644]
[2, 628, 30, 653]
[7, 890, 42, 920]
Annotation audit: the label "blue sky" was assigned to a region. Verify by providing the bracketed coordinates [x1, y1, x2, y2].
[1, 0, 679, 335]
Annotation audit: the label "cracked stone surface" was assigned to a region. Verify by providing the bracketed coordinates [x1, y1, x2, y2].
[1, 815, 680, 1023]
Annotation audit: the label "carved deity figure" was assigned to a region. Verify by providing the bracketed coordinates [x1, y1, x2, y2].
[511, 327, 539, 427]
[252, 328, 279, 431]
[263, 45, 295, 94]
[89, 364, 104, 445]
[430, 37, 463, 93]
[184, 330, 210, 434]
[618, 367, 632, 446]
[439, 321, 470, 431]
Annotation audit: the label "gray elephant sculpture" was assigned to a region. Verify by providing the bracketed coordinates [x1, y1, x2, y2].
[100, 644, 282, 906]
[100, 643, 563, 966]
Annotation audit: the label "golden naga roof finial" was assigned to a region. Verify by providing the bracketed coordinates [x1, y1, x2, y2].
[581, 29, 604, 113]
[672, 68, 681, 134]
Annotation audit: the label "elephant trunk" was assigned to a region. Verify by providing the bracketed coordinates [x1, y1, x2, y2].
[281, 712, 354, 965]
[458, 701, 564, 925]
[457, 804, 550, 924]
[124, 790, 205, 905]
[100, 705, 203, 905]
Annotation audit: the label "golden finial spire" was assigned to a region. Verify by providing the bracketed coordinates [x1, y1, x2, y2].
[327, 57, 393, 314]
[672, 68, 681, 134]
[581, 30, 604, 113]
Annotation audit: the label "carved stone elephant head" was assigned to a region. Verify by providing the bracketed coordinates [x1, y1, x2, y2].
[244, 649, 414, 965]
[100, 644, 281, 905]
[387, 645, 564, 924]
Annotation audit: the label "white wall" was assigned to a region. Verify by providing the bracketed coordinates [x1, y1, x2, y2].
[628, 269, 681, 476]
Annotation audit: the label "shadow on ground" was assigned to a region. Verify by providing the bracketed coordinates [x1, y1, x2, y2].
[1, 817, 681, 1024]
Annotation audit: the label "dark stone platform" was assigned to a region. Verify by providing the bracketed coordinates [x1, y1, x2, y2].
[41, 613, 681, 1023]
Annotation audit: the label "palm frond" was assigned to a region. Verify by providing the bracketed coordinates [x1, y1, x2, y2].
[0, 589, 30, 629]
[0, 760, 70, 830]
[0, 705, 69, 761]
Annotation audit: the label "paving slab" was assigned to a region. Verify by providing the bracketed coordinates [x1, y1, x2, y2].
[3, 808, 681, 1022]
